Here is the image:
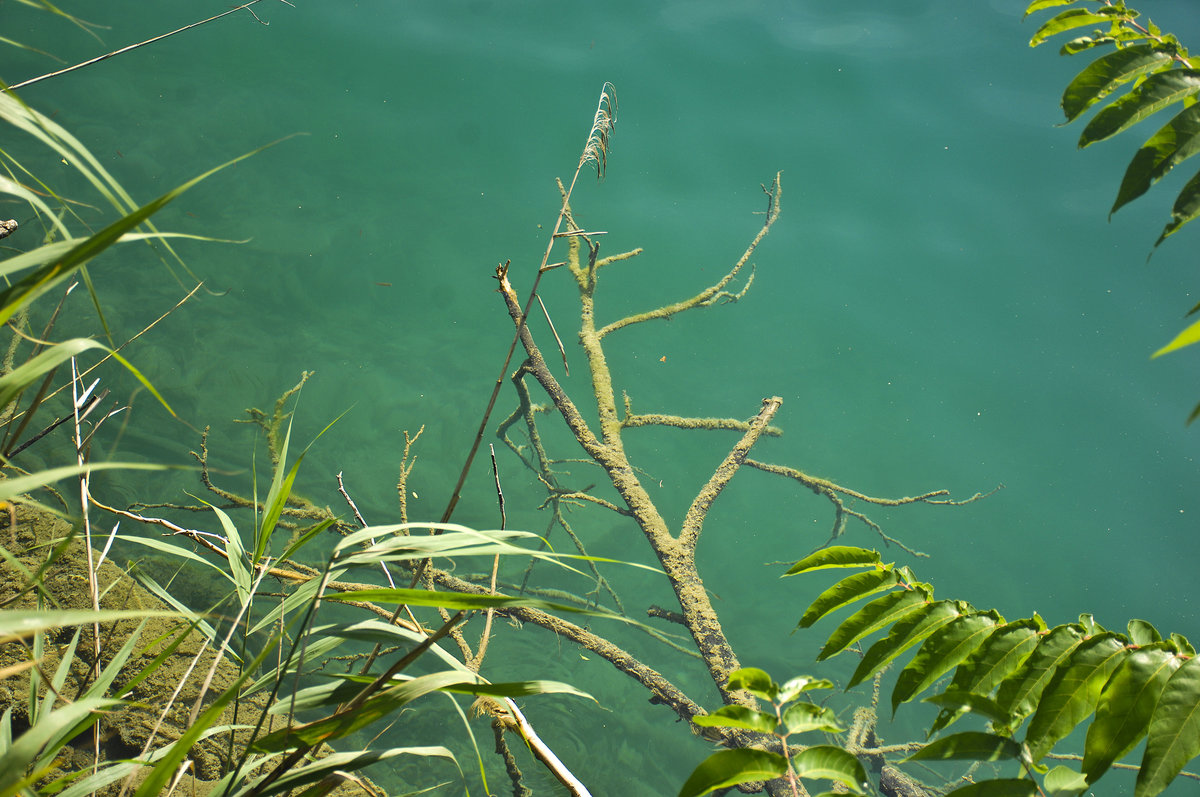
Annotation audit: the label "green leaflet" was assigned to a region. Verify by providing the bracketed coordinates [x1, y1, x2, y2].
[726, 667, 778, 701]
[1170, 633, 1195, 656]
[924, 691, 1014, 732]
[1024, 0, 1080, 18]
[790, 745, 868, 792]
[1025, 632, 1128, 761]
[892, 611, 1002, 714]
[1061, 35, 1119, 55]
[1043, 766, 1090, 797]
[677, 749, 788, 797]
[1029, 8, 1136, 48]
[692, 705, 778, 734]
[797, 568, 901, 629]
[1136, 654, 1200, 797]
[777, 675, 834, 703]
[784, 545, 881, 576]
[781, 702, 845, 735]
[908, 731, 1023, 762]
[1081, 69, 1200, 146]
[817, 587, 929, 661]
[1112, 102, 1200, 216]
[1128, 618, 1163, 646]
[1156, 166, 1200, 247]
[1083, 646, 1181, 783]
[994, 624, 1085, 725]
[1061, 44, 1174, 123]
[848, 600, 966, 689]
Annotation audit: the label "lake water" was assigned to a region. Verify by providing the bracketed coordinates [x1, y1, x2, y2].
[5, 1, 1200, 794]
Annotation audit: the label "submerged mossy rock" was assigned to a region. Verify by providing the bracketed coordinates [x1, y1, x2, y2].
[0, 503, 368, 796]
[0, 503, 244, 787]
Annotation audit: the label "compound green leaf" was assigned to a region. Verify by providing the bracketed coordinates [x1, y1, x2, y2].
[1083, 646, 1181, 783]
[908, 731, 1023, 763]
[818, 587, 930, 661]
[1155, 166, 1200, 247]
[943, 781, 1038, 797]
[790, 745, 869, 793]
[692, 705, 778, 734]
[1061, 44, 1174, 123]
[1030, 8, 1136, 48]
[892, 611, 1002, 714]
[677, 749, 788, 797]
[798, 568, 901, 629]
[1136, 654, 1200, 797]
[1112, 102, 1200, 216]
[1026, 632, 1128, 761]
[1082, 69, 1200, 146]
[849, 601, 965, 689]
[784, 546, 881, 576]
[995, 624, 1085, 725]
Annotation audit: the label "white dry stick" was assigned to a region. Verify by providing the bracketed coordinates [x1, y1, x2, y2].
[71, 359, 102, 774]
[336, 470, 395, 587]
[504, 697, 592, 797]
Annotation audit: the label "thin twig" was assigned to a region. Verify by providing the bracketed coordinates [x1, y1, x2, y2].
[536, 293, 569, 376]
[5, 2, 276, 93]
[336, 471, 396, 589]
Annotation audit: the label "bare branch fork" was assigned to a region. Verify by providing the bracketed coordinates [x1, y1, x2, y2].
[489, 161, 989, 797]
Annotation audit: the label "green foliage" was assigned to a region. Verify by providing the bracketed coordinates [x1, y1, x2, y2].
[680, 667, 866, 797]
[1024, 0, 1200, 402]
[0, 419, 607, 796]
[792, 546, 1200, 797]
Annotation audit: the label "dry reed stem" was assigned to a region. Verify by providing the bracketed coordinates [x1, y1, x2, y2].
[439, 81, 617, 526]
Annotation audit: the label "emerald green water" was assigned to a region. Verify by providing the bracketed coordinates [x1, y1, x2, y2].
[5, 1, 1200, 794]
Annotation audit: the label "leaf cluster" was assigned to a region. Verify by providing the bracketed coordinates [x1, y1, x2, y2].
[679, 667, 867, 797]
[789, 545, 1200, 797]
[1025, 0, 1200, 382]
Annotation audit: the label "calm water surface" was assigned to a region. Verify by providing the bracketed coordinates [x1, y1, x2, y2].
[5, 1, 1200, 794]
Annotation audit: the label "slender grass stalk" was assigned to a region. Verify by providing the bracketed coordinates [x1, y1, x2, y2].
[437, 82, 616, 527]
[4, 1, 275, 94]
